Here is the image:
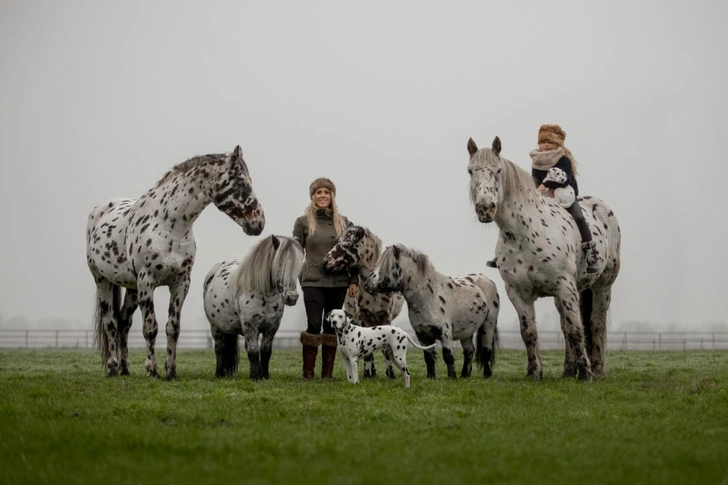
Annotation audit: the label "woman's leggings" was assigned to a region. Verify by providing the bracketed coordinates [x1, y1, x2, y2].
[302, 287, 349, 335]
[567, 200, 592, 242]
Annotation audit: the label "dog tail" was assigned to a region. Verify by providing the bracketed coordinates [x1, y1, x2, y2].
[405, 332, 436, 351]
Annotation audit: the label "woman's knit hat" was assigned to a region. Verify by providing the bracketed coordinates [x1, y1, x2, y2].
[538, 124, 566, 146]
[309, 177, 336, 197]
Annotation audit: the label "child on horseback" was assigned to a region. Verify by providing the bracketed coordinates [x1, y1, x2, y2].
[486, 124, 598, 273]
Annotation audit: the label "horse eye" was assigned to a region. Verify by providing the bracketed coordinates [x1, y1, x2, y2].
[467, 169, 473, 176]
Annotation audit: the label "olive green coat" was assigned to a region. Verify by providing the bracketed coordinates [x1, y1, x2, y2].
[292, 210, 358, 288]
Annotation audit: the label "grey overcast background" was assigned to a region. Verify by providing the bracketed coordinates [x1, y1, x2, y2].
[1, 1, 727, 335]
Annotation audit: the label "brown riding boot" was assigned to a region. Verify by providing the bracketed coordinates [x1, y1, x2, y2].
[300, 332, 321, 380]
[321, 333, 338, 379]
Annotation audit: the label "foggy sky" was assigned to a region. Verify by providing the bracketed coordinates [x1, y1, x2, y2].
[1, 1, 727, 334]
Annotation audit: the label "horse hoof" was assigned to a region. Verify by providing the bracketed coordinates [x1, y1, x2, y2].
[526, 372, 542, 381]
[164, 372, 178, 381]
[386, 369, 396, 379]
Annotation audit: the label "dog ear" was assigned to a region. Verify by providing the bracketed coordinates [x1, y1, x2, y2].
[324, 311, 331, 323]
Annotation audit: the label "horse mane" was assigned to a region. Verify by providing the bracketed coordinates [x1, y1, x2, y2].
[380, 244, 432, 278]
[470, 148, 539, 205]
[155, 153, 229, 187]
[231, 235, 304, 294]
[360, 226, 382, 264]
[501, 158, 540, 204]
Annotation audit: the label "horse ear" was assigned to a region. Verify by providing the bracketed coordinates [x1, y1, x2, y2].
[271, 235, 280, 250]
[344, 310, 353, 320]
[492, 136, 502, 156]
[392, 245, 401, 259]
[467, 138, 479, 157]
[355, 226, 365, 239]
[232, 145, 243, 161]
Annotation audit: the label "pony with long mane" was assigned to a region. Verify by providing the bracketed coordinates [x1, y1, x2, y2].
[87, 146, 265, 379]
[203, 235, 304, 380]
[322, 225, 405, 379]
[467, 136, 621, 380]
[364, 244, 500, 379]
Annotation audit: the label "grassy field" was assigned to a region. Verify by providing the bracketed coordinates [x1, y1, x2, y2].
[0, 348, 726, 485]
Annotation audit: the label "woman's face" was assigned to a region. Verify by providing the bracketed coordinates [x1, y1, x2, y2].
[313, 188, 332, 209]
[539, 141, 558, 151]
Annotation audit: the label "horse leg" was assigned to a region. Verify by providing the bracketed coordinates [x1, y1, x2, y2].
[555, 288, 593, 381]
[137, 283, 161, 378]
[554, 298, 577, 378]
[243, 328, 261, 381]
[164, 277, 191, 381]
[94, 278, 120, 377]
[211, 325, 237, 378]
[460, 336, 474, 378]
[506, 285, 541, 380]
[414, 329, 437, 379]
[118, 288, 138, 376]
[258, 323, 280, 380]
[440, 332, 457, 380]
[478, 305, 499, 378]
[383, 349, 395, 379]
[588, 286, 611, 376]
[363, 354, 377, 379]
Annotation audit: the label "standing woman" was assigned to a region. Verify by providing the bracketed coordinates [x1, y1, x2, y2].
[293, 177, 359, 380]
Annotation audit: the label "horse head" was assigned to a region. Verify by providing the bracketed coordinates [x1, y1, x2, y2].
[467, 136, 504, 223]
[322, 225, 367, 273]
[211, 145, 265, 236]
[364, 244, 406, 294]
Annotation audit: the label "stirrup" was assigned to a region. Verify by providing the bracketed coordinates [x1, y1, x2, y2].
[486, 258, 498, 269]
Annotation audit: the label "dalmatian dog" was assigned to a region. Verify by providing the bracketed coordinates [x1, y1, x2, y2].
[542, 167, 576, 208]
[327, 309, 436, 388]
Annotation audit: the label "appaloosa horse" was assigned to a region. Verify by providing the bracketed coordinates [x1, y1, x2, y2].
[322, 225, 405, 378]
[467, 136, 620, 380]
[365, 244, 500, 379]
[203, 235, 304, 380]
[87, 145, 264, 379]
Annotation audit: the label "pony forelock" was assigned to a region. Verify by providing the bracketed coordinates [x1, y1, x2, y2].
[232, 236, 304, 294]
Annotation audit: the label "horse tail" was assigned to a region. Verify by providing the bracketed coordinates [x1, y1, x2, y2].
[475, 306, 500, 377]
[218, 333, 240, 377]
[405, 332, 436, 351]
[581, 287, 594, 353]
[93, 283, 122, 363]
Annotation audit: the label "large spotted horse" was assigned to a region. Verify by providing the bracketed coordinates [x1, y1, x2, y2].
[323, 225, 405, 379]
[467, 136, 621, 380]
[86, 146, 265, 379]
[364, 244, 500, 379]
[203, 235, 304, 380]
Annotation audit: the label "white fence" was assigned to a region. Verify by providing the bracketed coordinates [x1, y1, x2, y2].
[1, 329, 727, 351]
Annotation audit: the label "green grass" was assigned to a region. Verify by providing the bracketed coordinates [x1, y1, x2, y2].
[0, 349, 727, 485]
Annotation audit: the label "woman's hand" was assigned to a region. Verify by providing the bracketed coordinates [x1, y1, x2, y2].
[348, 283, 358, 298]
[538, 184, 555, 198]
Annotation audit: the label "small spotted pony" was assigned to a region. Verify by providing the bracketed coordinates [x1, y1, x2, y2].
[322, 225, 405, 379]
[467, 136, 621, 381]
[364, 244, 500, 379]
[86, 146, 265, 379]
[203, 235, 304, 380]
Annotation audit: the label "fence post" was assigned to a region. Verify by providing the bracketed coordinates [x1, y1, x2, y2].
[26, 330, 29, 348]
[56, 330, 59, 348]
[658, 333, 661, 351]
[86, 331, 89, 349]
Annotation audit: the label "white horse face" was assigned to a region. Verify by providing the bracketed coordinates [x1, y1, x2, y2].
[467, 137, 503, 223]
[212, 145, 265, 236]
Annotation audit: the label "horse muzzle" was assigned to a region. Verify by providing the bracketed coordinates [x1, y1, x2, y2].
[475, 201, 495, 223]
